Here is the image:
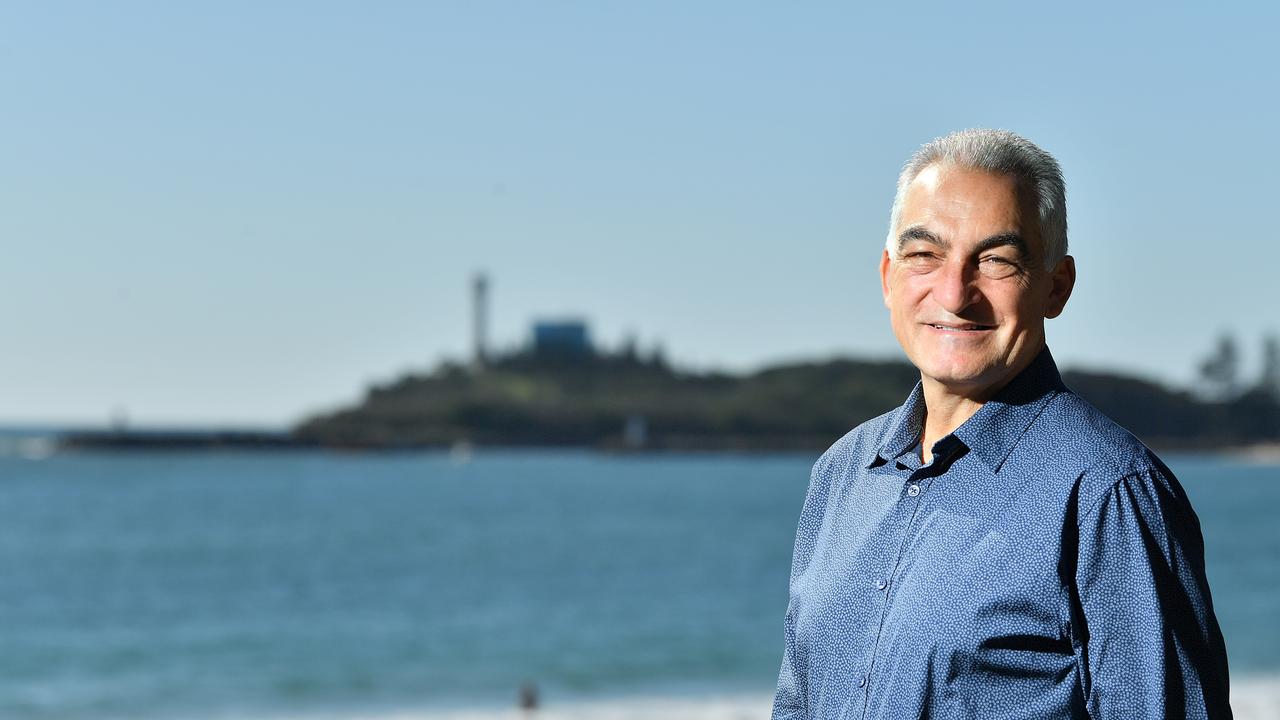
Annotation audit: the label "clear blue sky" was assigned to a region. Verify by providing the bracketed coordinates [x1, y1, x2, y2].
[3, 1, 1277, 427]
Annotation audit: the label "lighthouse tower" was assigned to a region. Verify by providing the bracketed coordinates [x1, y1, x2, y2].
[472, 272, 489, 370]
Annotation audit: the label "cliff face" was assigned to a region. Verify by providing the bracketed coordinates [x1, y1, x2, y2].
[292, 352, 1280, 451]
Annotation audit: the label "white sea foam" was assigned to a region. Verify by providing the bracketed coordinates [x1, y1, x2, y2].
[409, 693, 774, 720]
[1233, 675, 1280, 720]
[290, 676, 1280, 720]
[340, 693, 775, 720]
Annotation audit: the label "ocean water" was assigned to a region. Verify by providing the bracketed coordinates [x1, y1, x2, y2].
[0, 449, 1276, 719]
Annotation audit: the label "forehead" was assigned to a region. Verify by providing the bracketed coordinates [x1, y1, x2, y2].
[897, 164, 1037, 243]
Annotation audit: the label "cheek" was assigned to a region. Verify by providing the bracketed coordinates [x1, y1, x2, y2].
[886, 292, 921, 323]
[1002, 294, 1047, 329]
[889, 273, 931, 304]
[986, 282, 1035, 315]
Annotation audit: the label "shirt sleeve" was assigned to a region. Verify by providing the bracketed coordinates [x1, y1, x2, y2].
[1072, 467, 1232, 719]
[772, 453, 836, 719]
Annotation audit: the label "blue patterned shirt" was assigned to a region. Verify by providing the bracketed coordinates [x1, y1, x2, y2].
[772, 348, 1232, 719]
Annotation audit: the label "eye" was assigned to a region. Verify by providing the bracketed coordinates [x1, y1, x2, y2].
[900, 251, 941, 270]
[902, 250, 938, 261]
[978, 255, 1020, 278]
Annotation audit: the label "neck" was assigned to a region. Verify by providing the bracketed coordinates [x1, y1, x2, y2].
[918, 383, 987, 463]
[915, 346, 1045, 462]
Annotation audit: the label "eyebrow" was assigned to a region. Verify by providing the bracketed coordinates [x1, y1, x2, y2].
[897, 226, 945, 249]
[897, 226, 1028, 260]
[974, 233, 1029, 259]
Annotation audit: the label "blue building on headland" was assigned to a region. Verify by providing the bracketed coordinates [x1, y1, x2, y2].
[533, 320, 592, 357]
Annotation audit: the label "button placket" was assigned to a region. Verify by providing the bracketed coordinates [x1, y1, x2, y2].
[860, 465, 933, 719]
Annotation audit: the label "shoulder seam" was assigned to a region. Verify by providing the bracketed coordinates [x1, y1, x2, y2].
[1076, 469, 1153, 527]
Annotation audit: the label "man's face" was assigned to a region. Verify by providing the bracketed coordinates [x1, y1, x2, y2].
[880, 164, 1075, 399]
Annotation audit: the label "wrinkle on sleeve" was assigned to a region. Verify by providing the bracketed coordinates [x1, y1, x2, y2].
[772, 596, 805, 719]
[1073, 468, 1232, 720]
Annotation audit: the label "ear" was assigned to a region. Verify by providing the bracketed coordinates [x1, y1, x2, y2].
[1044, 255, 1076, 319]
[880, 249, 893, 308]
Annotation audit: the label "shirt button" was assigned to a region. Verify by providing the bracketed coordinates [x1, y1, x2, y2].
[876, 578, 888, 591]
[857, 674, 868, 688]
[907, 483, 920, 497]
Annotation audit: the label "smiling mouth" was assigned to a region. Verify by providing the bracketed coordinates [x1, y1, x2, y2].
[926, 323, 994, 332]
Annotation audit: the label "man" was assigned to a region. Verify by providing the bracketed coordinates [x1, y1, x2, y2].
[772, 129, 1231, 719]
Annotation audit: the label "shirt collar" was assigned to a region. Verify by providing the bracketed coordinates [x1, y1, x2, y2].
[868, 347, 1066, 473]
[872, 382, 928, 467]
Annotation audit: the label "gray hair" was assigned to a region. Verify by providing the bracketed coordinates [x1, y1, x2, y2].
[885, 129, 1068, 270]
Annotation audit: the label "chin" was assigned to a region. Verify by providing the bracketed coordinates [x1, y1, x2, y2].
[918, 358, 1004, 391]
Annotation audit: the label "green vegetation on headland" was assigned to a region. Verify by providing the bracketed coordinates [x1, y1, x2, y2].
[290, 347, 1280, 452]
[55, 334, 1280, 453]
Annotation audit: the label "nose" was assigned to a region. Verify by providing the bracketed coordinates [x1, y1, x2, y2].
[932, 257, 979, 314]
